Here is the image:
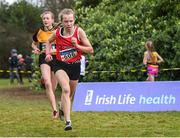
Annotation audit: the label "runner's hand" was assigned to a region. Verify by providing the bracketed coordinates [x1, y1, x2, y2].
[71, 37, 78, 47]
[45, 54, 52, 62]
[32, 49, 40, 54]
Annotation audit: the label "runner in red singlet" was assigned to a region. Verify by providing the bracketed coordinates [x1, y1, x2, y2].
[45, 8, 94, 131]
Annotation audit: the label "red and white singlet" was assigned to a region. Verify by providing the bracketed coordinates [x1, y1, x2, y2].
[55, 26, 82, 63]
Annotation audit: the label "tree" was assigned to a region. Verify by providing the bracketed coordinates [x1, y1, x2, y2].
[0, 0, 42, 75]
[43, 0, 74, 21]
[6, 0, 42, 32]
[75, 0, 180, 81]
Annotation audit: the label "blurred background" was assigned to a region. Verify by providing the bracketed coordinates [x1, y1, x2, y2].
[0, 0, 179, 84]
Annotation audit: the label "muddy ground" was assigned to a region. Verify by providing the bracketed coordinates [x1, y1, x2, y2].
[0, 87, 47, 100]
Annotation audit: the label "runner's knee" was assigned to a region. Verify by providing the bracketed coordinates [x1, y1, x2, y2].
[44, 79, 52, 88]
[62, 86, 70, 95]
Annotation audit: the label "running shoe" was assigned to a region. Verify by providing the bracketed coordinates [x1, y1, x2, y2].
[64, 121, 72, 131]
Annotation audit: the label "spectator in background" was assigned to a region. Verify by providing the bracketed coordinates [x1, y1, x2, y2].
[143, 40, 164, 81]
[8, 49, 21, 84]
[17, 54, 25, 84]
[24, 55, 33, 82]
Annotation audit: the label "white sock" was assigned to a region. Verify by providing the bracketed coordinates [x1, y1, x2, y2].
[66, 120, 71, 123]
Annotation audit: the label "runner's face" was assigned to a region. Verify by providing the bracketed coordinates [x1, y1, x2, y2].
[62, 14, 75, 32]
[42, 13, 54, 27]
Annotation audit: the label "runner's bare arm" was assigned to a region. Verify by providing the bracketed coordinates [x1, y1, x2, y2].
[157, 53, 164, 64]
[143, 52, 148, 65]
[71, 27, 94, 54]
[31, 41, 40, 54]
[45, 32, 56, 62]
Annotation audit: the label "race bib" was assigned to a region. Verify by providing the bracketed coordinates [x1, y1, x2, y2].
[51, 44, 56, 50]
[50, 44, 56, 55]
[59, 48, 78, 61]
[39, 43, 46, 51]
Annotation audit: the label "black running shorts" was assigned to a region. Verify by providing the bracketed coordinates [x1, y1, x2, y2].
[53, 59, 80, 80]
[39, 53, 56, 70]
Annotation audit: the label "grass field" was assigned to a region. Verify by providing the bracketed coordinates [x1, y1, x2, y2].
[0, 79, 180, 137]
[0, 78, 30, 89]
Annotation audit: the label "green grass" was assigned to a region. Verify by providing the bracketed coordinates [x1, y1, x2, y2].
[0, 78, 30, 88]
[0, 79, 180, 137]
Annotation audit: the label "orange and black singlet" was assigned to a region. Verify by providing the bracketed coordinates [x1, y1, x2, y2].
[147, 51, 159, 66]
[32, 27, 56, 53]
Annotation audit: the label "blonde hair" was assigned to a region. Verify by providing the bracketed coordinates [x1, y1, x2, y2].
[58, 8, 75, 21]
[145, 40, 156, 61]
[145, 40, 154, 52]
[40, 11, 54, 19]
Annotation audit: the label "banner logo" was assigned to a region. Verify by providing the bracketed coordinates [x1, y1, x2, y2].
[72, 81, 180, 112]
[84, 90, 94, 105]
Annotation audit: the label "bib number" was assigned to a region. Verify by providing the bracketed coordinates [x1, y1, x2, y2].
[50, 44, 56, 54]
[39, 43, 46, 51]
[60, 48, 77, 61]
[51, 44, 56, 50]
